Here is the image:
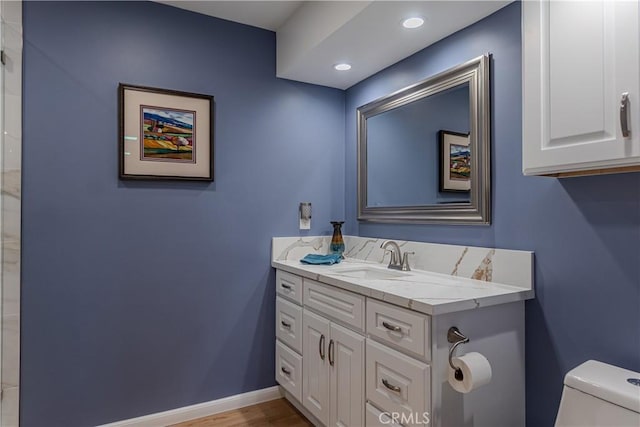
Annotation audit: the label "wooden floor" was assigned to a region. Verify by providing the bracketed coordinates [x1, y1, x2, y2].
[172, 398, 313, 427]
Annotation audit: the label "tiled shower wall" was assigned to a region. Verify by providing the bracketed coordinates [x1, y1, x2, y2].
[1, 0, 22, 425]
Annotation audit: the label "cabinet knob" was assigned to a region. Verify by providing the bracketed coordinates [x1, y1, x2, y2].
[281, 320, 291, 329]
[621, 92, 630, 138]
[281, 366, 291, 376]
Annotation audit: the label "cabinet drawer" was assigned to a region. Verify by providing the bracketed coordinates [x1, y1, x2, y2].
[303, 279, 365, 332]
[276, 270, 303, 305]
[276, 340, 302, 401]
[276, 296, 303, 353]
[367, 299, 430, 361]
[366, 339, 430, 427]
[365, 402, 402, 426]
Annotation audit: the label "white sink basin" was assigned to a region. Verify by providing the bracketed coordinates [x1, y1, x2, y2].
[331, 266, 408, 280]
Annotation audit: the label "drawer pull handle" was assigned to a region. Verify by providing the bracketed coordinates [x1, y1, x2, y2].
[328, 339, 335, 366]
[281, 366, 291, 376]
[319, 334, 326, 360]
[382, 321, 402, 333]
[382, 378, 401, 393]
[281, 321, 291, 329]
[621, 92, 630, 138]
[281, 283, 292, 290]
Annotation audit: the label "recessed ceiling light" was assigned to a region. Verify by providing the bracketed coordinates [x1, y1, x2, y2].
[334, 63, 352, 71]
[402, 17, 424, 29]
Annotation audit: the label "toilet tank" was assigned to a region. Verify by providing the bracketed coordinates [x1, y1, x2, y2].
[555, 360, 640, 427]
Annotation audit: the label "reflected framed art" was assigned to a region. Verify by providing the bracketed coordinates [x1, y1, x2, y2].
[439, 130, 471, 192]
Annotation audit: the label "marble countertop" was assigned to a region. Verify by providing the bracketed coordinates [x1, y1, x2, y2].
[272, 258, 535, 316]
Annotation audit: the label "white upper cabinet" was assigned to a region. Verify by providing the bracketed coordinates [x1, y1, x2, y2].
[523, 0, 640, 176]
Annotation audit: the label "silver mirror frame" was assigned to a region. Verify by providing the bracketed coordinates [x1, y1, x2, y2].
[357, 54, 491, 225]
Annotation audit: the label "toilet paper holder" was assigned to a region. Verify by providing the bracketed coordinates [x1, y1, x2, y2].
[447, 326, 469, 381]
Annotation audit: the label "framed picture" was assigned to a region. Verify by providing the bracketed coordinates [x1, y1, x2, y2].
[439, 130, 471, 192]
[119, 83, 213, 181]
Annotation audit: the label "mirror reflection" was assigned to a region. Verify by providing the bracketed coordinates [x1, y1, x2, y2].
[366, 83, 470, 207]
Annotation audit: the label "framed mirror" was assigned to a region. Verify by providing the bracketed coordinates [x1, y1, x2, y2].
[357, 54, 491, 224]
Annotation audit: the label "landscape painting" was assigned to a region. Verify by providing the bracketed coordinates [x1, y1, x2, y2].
[449, 144, 471, 181]
[119, 83, 213, 181]
[141, 106, 195, 162]
[439, 130, 471, 192]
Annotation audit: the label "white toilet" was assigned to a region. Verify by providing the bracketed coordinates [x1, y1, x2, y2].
[555, 360, 640, 426]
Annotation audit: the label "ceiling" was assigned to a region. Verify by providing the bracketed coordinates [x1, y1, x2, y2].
[159, 1, 512, 90]
[160, 1, 303, 31]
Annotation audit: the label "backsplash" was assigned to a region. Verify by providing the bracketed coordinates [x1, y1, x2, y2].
[272, 236, 533, 290]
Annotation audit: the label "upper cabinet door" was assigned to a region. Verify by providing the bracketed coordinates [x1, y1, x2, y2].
[523, 0, 640, 176]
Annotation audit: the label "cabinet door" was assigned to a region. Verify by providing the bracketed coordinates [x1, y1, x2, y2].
[523, 0, 640, 175]
[329, 322, 365, 427]
[302, 309, 330, 425]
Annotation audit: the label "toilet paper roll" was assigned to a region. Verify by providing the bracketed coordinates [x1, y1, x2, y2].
[448, 352, 492, 393]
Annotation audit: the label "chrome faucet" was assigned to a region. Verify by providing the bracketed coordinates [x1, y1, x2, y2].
[380, 240, 413, 271]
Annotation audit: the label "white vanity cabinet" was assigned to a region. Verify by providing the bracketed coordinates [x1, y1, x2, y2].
[274, 268, 527, 427]
[522, 0, 640, 176]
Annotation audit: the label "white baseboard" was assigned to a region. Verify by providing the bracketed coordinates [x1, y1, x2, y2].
[100, 386, 283, 427]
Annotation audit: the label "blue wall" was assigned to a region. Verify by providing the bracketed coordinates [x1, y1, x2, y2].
[367, 84, 469, 206]
[21, 2, 344, 426]
[345, 3, 640, 426]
